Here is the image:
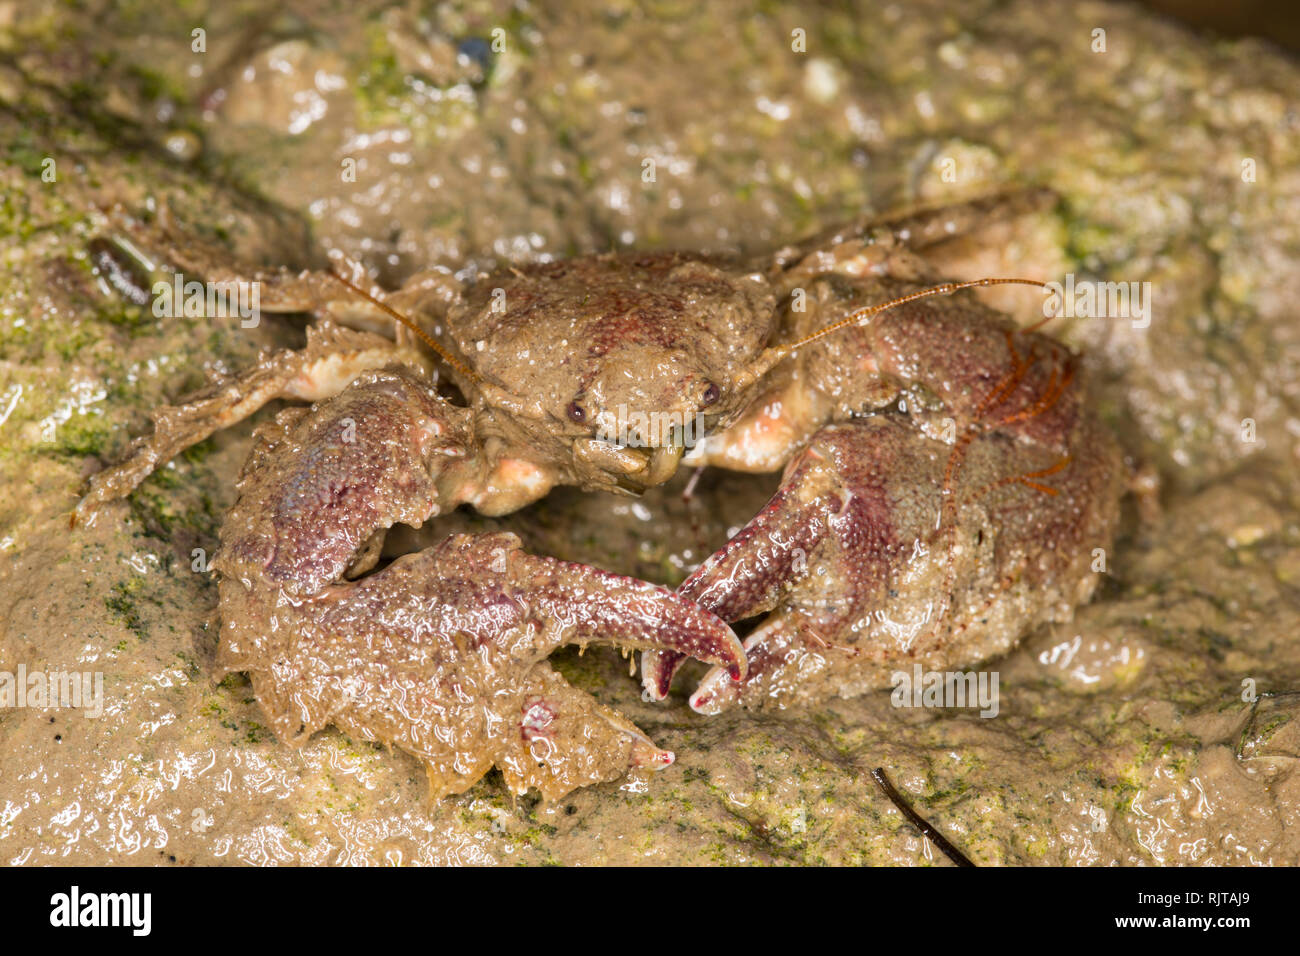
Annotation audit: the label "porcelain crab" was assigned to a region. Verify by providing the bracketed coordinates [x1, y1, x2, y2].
[76, 190, 1122, 799]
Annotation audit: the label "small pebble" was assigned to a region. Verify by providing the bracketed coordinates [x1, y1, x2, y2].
[162, 129, 201, 162]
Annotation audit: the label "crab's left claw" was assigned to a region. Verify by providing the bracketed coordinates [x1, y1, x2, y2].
[688, 614, 815, 715]
[646, 420, 954, 714]
[640, 446, 839, 702]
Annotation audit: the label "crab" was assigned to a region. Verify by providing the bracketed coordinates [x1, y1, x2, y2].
[75, 189, 1123, 800]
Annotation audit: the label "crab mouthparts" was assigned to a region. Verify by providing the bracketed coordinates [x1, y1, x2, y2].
[576, 437, 686, 493]
[609, 445, 683, 491]
[643, 444, 684, 484]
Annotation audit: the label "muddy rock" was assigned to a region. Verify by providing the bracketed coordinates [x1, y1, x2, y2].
[1, 0, 1298, 864]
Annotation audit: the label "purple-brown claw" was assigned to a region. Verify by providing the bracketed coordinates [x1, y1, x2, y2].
[689, 616, 816, 714]
[641, 455, 834, 701]
[208, 367, 750, 800]
[504, 541, 748, 678]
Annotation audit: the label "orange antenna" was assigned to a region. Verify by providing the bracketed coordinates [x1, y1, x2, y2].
[329, 268, 480, 384]
[779, 277, 1056, 356]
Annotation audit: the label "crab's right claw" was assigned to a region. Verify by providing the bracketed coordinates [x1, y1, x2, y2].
[488, 536, 749, 681]
[454, 540, 748, 798]
[227, 531, 747, 802]
[497, 666, 677, 801]
[490, 545, 746, 796]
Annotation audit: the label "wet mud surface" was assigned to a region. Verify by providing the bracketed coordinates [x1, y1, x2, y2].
[1, 0, 1299, 864]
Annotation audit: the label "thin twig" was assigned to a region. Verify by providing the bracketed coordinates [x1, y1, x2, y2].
[871, 766, 975, 867]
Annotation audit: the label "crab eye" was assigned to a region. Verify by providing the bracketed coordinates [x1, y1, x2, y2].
[566, 401, 586, 423]
[701, 382, 721, 407]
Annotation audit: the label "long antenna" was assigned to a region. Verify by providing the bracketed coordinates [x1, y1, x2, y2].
[779, 277, 1055, 356]
[328, 268, 480, 384]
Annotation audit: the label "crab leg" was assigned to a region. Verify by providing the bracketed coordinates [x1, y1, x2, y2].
[73, 322, 422, 524]
[101, 208, 462, 331]
[213, 366, 744, 799]
[772, 187, 1057, 285]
